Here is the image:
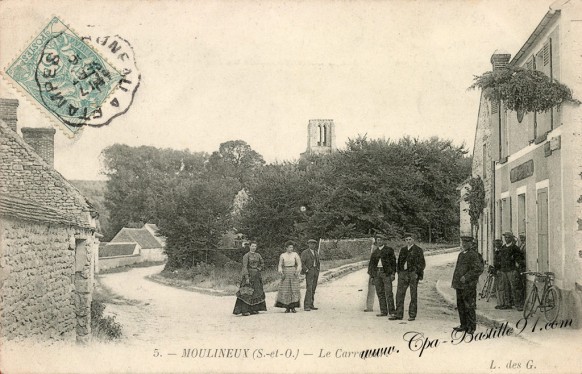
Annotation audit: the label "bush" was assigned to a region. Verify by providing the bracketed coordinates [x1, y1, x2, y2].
[224, 260, 242, 272]
[320, 238, 374, 261]
[91, 299, 122, 341]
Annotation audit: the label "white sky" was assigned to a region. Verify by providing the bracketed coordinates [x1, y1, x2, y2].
[0, 0, 553, 180]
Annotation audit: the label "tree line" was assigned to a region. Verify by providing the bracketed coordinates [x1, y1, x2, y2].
[101, 136, 471, 269]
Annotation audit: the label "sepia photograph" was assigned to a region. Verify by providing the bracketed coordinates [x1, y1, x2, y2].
[0, 0, 581, 373]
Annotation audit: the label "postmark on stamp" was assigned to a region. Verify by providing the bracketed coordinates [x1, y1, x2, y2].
[80, 33, 141, 128]
[4, 17, 131, 134]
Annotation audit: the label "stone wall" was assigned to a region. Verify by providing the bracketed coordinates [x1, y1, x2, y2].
[0, 217, 94, 341]
[0, 98, 18, 133]
[21, 127, 56, 168]
[98, 254, 141, 272]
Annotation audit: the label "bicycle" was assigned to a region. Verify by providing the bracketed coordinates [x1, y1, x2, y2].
[522, 271, 561, 323]
[479, 265, 496, 302]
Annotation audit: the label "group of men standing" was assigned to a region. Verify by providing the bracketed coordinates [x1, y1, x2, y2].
[493, 232, 526, 311]
[366, 233, 426, 321]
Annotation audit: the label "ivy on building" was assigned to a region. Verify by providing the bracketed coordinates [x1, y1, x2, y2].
[464, 176, 486, 229]
[469, 66, 580, 114]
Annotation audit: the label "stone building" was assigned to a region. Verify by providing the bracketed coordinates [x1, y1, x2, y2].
[0, 98, 99, 342]
[300, 119, 337, 158]
[98, 223, 166, 272]
[463, 0, 582, 326]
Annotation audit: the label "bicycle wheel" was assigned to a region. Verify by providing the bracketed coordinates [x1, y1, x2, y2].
[480, 275, 492, 299]
[486, 275, 494, 302]
[523, 286, 537, 319]
[542, 286, 561, 323]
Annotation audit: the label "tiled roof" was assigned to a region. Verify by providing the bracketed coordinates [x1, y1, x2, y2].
[99, 242, 139, 258]
[110, 227, 162, 249]
[0, 120, 95, 227]
[0, 194, 88, 227]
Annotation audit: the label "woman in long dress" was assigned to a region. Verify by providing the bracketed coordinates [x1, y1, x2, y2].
[233, 241, 267, 316]
[275, 241, 302, 313]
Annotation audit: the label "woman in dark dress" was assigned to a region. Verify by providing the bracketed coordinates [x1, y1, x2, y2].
[233, 241, 267, 316]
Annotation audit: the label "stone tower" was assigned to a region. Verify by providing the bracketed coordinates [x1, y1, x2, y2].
[302, 119, 336, 157]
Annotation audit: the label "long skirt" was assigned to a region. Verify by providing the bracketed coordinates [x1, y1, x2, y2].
[496, 271, 512, 307]
[233, 269, 267, 315]
[275, 267, 301, 309]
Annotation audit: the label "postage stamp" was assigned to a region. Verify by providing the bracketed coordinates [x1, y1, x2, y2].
[4, 17, 123, 133]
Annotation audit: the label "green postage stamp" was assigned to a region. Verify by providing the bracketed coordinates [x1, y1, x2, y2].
[5, 17, 123, 133]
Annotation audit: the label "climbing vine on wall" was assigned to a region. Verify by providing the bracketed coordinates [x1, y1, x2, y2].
[464, 176, 486, 229]
[469, 66, 580, 114]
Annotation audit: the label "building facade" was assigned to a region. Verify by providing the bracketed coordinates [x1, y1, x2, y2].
[0, 98, 99, 342]
[465, 0, 582, 326]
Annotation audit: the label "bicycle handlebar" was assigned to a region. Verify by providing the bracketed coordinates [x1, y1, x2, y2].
[521, 271, 554, 279]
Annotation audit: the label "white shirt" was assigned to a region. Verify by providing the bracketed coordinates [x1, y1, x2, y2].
[404, 245, 413, 270]
[377, 245, 384, 267]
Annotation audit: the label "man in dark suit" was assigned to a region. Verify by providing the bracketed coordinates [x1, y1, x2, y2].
[391, 233, 426, 321]
[452, 236, 484, 334]
[367, 234, 397, 317]
[301, 239, 320, 311]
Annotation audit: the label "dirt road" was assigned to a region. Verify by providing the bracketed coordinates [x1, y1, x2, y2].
[100, 252, 462, 345]
[2, 251, 580, 374]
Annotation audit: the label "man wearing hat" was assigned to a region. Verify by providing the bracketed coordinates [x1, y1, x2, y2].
[301, 239, 321, 311]
[391, 233, 426, 321]
[367, 234, 397, 317]
[452, 236, 484, 334]
[501, 231, 523, 310]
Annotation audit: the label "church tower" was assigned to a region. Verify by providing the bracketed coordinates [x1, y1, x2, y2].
[302, 119, 336, 157]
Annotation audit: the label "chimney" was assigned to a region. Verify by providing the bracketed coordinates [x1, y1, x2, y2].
[21, 127, 57, 167]
[490, 49, 511, 71]
[0, 98, 19, 133]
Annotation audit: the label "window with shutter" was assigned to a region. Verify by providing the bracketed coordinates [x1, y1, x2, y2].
[543, 42, 550, 66]
[491, 100, 499, 114]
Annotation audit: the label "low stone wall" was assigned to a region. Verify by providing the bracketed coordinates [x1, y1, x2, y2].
[140, 248, 167, 262]
[0, 218, 76, 341]
[98, 254, 141, 272]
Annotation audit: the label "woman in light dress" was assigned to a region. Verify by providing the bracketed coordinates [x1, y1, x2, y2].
[275, 241, 302, 313]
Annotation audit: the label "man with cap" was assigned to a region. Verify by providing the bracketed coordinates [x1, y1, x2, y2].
[301, 239, 321, 311]
[452, 236, 484, 334]
[391, 233, 426, 321]
[502, 231, 523, 310]
[367, 233, 397, 317]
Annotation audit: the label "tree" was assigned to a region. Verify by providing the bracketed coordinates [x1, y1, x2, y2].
[464, 176, 486, 238]
[238, 162, 322, 262]
[101, 144, 207, 237]
[207, 140, 265, 188]
[469, 66, 580, 114]
[238, 135, 472, 247]
[156, 176, 238, 270]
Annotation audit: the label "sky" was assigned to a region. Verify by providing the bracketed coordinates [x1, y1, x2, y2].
[0, 0, 554, 180]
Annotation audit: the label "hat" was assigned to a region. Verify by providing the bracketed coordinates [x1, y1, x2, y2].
[502, 231, 514, 237]
[403, 232, 414, 238]
[375, 233, 387, 239]
[460, 236, 474, 242]
[307, 239, 318, 244]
